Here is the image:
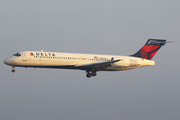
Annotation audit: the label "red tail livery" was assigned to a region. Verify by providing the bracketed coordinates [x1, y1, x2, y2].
[131, 39, 166, 60]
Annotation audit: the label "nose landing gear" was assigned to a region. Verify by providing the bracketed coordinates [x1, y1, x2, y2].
[11, 66, 15, 73]
[11, 69, 15, 73]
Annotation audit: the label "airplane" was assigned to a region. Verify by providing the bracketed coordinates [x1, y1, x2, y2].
[4, 39, 172, 78]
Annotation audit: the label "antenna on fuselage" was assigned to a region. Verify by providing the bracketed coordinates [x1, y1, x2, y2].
[41, 49, 43, 52]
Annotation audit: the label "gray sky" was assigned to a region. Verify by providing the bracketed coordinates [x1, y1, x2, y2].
[0, 0, 180, 120]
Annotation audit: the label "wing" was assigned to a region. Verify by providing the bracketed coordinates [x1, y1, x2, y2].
[74, 60, 120, 71]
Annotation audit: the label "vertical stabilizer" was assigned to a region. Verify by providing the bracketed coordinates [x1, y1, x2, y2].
[131, 39, 166, 60]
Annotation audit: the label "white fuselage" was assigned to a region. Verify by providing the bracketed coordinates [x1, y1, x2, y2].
[4, 51, 155, 71]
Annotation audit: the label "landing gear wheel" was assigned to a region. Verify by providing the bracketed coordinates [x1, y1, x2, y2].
[11, 69, 15, 73]
[86, 73, 92, 78]
[92, 72, 97, 76]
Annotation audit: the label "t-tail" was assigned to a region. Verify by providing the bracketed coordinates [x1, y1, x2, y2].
[131, 39, 167, 60]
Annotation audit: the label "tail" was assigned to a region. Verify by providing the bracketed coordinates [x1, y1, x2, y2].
[131, 39, 166, 60]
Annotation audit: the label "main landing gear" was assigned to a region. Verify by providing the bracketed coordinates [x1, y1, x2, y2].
[11, 66, 15, 73]
[86, 71, 97, 78]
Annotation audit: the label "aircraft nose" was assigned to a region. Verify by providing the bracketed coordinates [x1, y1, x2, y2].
[3, 58, 11, 65]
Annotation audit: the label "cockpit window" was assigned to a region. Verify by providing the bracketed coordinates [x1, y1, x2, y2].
[13, 52, 21, 57]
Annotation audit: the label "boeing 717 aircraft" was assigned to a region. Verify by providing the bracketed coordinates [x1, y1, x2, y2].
[4, 39, 171, 78]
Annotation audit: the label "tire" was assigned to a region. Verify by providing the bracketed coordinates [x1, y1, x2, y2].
[86, 73, 91, 78]
[92, 72, 97, 76]
[12, 69, 15, 73]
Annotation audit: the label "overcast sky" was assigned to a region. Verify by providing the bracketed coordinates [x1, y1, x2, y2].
[0, 0, 180, 120]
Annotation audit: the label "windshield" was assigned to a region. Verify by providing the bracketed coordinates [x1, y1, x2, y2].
[13, 52, 21, 57]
